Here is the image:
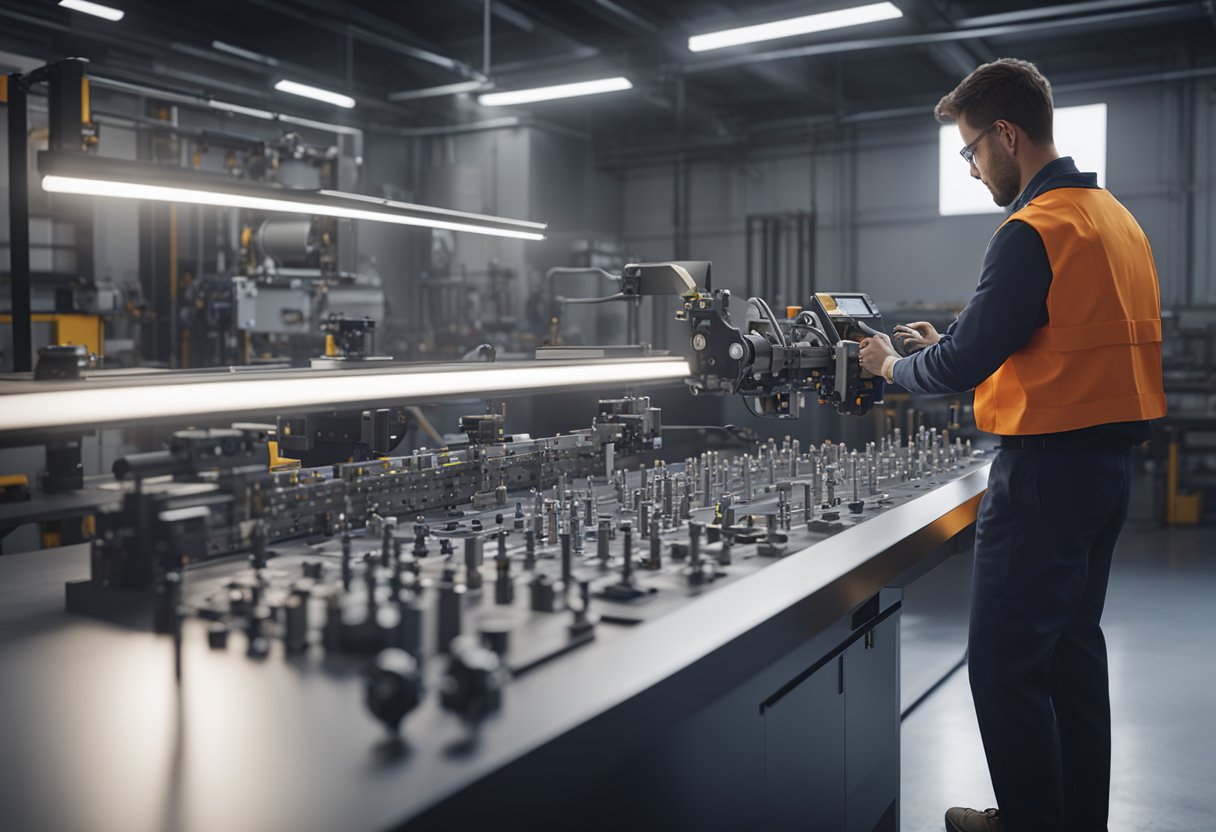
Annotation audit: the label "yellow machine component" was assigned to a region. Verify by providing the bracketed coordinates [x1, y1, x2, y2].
[816, 292, 840, 313]
[81, 76, 90, 123]
[1, 473, 31, 502]
[325, 334, 337, 357]
[0, 314, 104, 359]
[0, 75, 7, 103]
[267, 440, 301, 471]
[786, 305, 802, 319]
[1166, 440, 1202, 525]
[41, 530, 62, 549]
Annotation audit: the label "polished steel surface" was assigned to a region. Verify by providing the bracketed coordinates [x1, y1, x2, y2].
[0, 463, 990, 832]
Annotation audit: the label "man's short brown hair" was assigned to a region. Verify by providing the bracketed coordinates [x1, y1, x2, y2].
[935, 58, 1054, 145]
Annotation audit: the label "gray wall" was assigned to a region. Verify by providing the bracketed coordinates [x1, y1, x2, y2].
[615, 78, 1216, 315]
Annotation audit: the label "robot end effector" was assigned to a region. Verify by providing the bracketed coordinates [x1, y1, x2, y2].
[622, 261, 886, 419]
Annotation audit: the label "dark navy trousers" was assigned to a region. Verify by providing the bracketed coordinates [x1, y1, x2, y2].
[968, 446, 1133, 832]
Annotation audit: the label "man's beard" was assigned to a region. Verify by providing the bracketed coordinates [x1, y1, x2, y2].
[985, 151, 1021, 207]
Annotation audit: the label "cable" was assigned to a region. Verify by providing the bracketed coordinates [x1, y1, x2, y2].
[558, 293, 627, 305]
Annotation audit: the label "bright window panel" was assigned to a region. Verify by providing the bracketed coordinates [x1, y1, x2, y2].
[938, 103, 1107, 216]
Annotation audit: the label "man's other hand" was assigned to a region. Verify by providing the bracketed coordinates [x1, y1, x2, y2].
[893, 321, 941, 352]
[859, 332, 899, 379]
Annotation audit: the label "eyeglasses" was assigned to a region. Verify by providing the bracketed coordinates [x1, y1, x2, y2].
[959, 121, 999, 165]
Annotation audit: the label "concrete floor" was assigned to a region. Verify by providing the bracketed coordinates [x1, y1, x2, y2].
[900, 502, 1216, 831]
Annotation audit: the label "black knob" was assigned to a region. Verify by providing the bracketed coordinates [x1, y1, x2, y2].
[283, 591, 309, 654]
[412, 524, 429, 558]
[479, 617, 512, 656]
[529, 573, 558, 613]
[440, 636, 505, 726]
[365, 648, 423, 735]
[207, 622, 229, 650]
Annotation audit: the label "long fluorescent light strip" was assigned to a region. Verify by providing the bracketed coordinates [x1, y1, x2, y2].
[41, 176, 546, 240]
[688, 2, 902, 52]
[479, 77, 632, 107]
[0, 361, 691, 432]
[320, 189, 546, 230]
[274, 79, 356, 109]
[59, 0, 124, 21]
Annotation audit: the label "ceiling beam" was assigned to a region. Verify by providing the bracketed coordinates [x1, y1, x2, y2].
[236, 0, 489, 82]
[955, 0, 1185, 28]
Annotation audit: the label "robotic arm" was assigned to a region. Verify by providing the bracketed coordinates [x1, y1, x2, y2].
[621, 261, 886, 418]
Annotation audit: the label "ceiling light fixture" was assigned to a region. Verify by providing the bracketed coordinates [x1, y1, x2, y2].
[688, 2, 902, 52]
[274, 79, 356, 109]
[478, 76, 632, 106]
[38, 153, 547, 240]
[58, 0, 125, 22]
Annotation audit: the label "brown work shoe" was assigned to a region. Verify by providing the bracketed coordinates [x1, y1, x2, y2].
[945, 807, 1004, 832]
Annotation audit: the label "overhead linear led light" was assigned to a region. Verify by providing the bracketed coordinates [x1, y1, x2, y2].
[478, 77, 633, 107]
[58, 0, 125, 21]
[38, 152, 547, 241]
[688, 2, 902, 52]
[0, 359, 692, 433]
[212, 40, 279, 67]
[274, 79, 356, 109]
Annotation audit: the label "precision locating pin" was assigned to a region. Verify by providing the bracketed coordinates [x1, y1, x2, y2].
[363, 553, 378, 606]
[284, 590, 309, 655]
[395, 584, 424, 662]
[381, 520, 395, 568]
[560, 531, 573, 590]
[571, 512, 583, 554]
[341, 531, 353, 592]
[524, 528, 537, 570]
[464, 537, 484, 591]
[437, 573, 465, 655]
[621, 522, 635, 586]
[597, 518, 612, 568]
[568, 580, 596, 637]
[250, 520, 268, 570]
[494, 554, 514, 605]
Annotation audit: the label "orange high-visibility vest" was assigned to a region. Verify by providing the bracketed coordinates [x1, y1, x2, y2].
[973, 186, 1167, 435]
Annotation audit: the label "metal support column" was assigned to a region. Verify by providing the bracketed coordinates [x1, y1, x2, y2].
[7, 74, 31, 373]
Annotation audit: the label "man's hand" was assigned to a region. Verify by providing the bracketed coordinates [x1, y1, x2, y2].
[859, 332, 899, 381]
[892, 321, 940, 352]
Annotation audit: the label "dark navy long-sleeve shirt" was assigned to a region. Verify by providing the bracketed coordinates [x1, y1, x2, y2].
[890, 156, 1151, 440]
